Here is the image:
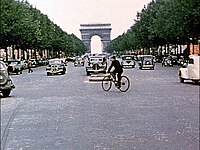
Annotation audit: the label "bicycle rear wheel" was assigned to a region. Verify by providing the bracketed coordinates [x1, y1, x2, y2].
[102, 76, 112, 91]
[119, 76, 130, 92]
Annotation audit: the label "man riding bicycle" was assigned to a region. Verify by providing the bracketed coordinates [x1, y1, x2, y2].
[107, 56, 123, 88]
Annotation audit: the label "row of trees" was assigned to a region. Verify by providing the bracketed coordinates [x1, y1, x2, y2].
[0, 0, 87, 60]
[107, 0, 200, 55]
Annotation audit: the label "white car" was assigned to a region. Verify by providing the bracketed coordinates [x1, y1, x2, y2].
[46, 58, 66, 76]
[86, 56, 107, 75]
[179, 54, 200, 84]
[7, 60, 23, 74]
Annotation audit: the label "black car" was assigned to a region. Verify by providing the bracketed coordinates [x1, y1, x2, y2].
[138, 55, 155, 70]
[0, 61, 15, 97]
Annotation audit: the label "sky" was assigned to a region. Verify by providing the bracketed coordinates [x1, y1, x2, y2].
[27, 0, 152, 52]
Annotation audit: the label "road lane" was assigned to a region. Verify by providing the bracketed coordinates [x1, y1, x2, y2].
[1, 62, 199, 150]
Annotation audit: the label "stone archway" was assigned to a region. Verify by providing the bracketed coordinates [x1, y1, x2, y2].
[80, 23, 112, 53]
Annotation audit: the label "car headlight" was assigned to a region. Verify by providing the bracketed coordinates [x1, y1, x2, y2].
[0, 70, 6, 74]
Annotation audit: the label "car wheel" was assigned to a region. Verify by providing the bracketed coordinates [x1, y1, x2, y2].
[86, 72, 90, 76]
[2, 89, 11, 97]
[47, 72, 50, 76]
[179, 74, 184, 83]
[192, 80, 199, 84]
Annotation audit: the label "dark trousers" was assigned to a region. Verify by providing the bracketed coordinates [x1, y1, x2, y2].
[28, 67, 33, 73]
[112, 70, 123, 85]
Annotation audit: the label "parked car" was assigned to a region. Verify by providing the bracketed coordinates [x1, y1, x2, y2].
[121, 55, 136, 68]
[74, 57, 84, 67]
[162, 57, 173, 67]
[138, 55, 155, 70]
[21, 60, 28, 69]
[37, 58, 48, 66]
[7, 60, 23, 74]
[179, 54, 200, 84]
[46, 58, 66, 76]
[0, 61, 15, 97]
[59, 58, 68, 66]
[177, 56, 185, 66]
[171, 55, 178, 65]
[30, 59, 38, 67]
[86, 56, 107, 75]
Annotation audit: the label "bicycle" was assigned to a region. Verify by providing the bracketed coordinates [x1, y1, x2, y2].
[102, 73, 130, 92]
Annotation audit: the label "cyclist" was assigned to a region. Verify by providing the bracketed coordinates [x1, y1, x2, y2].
[107, 56, 123, 88]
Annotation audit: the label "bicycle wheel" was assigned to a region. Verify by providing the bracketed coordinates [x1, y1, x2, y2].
[119, 76, 130, 92]
[102, 75, 112, 91]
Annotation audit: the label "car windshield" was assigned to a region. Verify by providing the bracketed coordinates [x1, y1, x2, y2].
[143, 56, 152, 60]
[171, 56, 177, 59]
[122, 56, 132, 60]
[10, 61, 18, 64]
[49, 60, 62, 64]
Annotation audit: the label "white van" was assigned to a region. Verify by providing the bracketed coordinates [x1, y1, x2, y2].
[179, 54, 200, 84]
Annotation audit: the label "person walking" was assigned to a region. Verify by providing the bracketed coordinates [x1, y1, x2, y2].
[28, 60, 33, 73]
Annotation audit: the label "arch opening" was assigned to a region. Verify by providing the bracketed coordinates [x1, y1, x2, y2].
[91, 35, 102, 54]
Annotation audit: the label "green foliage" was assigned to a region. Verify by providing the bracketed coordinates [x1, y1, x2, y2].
[108, 0, 200, 53]
[0, 0, 87, 56]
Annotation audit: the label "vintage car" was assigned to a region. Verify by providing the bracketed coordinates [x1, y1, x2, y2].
[171, 55, 178, 65]
[138, 55, 155, 70]
[86, 56, 107, 75]
[7, 60, 23, 74]
[21, 60, 28, 69]
[161, 57, 173, 67]
[46, 58, 66, 76]
[121, 55, 136, 68]
[179, 54, 200, 84]
[30, 59, 38, 67]
[74, 57, 84, 67]
[177, 56, 185, 66]
[0, 61, 15, 97]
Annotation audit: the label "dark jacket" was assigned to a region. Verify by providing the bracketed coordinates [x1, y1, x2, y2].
[108, 60, 123, 73]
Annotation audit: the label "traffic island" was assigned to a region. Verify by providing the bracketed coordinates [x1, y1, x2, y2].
[89, 73, 107, 82]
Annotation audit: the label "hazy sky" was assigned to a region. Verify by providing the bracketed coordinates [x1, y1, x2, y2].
[27, 0, 151, 40]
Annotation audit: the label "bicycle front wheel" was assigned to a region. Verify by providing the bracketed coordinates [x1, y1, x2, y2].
[102, 76, 112, 91]
[119, 76, 130, 92]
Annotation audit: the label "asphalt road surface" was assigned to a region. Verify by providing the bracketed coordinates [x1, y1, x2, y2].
[1, 62, 199, 150]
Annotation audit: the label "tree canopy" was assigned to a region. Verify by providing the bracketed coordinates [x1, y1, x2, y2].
[107, 0, 200, 53]
[0, 0, 87, 56]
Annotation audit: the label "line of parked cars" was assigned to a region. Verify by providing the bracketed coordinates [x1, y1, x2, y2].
[3, 58, 48, 75]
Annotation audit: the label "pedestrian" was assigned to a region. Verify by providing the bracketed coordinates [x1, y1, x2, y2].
[107, 56, 123, 88]
[28, 59, 33, 73]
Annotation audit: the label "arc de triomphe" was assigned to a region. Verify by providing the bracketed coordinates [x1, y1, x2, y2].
[80, 23, 112, 53]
